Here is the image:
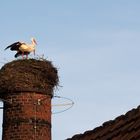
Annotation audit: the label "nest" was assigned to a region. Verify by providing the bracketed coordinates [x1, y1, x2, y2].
[0, 59, 59, 96]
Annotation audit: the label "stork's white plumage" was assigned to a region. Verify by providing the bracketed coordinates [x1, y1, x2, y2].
[4, 38, 37, 58]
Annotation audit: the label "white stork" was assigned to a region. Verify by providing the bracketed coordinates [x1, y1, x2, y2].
[4, 38, 37, 58]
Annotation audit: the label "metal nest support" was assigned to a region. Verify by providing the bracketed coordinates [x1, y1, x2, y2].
[52, 96, 74, 114]
[0, 95, 74, 114]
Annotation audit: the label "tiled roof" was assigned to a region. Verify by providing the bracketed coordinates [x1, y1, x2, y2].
[66, 105, 140, 140]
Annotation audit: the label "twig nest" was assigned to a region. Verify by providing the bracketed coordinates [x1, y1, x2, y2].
[0, 59, 59, 96]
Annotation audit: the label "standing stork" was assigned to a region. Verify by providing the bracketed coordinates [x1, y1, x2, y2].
[4, 37, 37, 59]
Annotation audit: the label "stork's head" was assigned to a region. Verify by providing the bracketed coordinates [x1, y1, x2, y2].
[31, 37, 37, 46]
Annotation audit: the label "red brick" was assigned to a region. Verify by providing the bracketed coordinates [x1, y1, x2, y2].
[2, 92, 52, 140]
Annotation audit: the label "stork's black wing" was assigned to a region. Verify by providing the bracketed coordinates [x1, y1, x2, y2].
[4, 42, 22, 51]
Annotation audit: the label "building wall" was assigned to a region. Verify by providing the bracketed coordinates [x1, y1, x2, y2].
[2, 92, 51, 140]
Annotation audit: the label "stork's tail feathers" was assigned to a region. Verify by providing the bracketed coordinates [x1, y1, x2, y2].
[15, 51, 30, 58]
[15, 52, 20, 58]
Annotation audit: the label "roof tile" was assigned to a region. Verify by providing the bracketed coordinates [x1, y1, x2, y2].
[67, 105, 140, 140]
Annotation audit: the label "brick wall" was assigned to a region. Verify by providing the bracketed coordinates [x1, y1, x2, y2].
[2, 92, 52, 140]
[0, 59, 59, 140]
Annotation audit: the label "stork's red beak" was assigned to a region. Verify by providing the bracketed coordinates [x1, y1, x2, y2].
[33, 39, 37, 45]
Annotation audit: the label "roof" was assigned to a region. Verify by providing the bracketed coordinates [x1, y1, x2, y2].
[67, 105, 140, 140]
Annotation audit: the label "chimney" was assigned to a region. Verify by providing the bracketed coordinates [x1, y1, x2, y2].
[0, 59, 58, 140]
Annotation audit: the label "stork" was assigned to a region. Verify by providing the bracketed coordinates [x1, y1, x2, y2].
[4, 38, 37, 59]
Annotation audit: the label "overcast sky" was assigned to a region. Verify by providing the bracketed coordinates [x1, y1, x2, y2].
[0, 0, 140, 140]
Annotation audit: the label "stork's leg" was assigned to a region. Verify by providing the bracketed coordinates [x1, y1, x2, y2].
[22, 52, 24, 59]
[26, 54, 28, 59]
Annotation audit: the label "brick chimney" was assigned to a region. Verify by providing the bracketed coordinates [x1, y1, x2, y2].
[0, 59, 58, 140]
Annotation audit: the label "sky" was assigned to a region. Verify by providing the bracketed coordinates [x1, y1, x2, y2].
[0, 0, 140, 140]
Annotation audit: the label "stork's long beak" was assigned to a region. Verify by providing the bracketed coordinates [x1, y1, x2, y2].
[34, 39, 37, 45]
[34, 50, 35, 55]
